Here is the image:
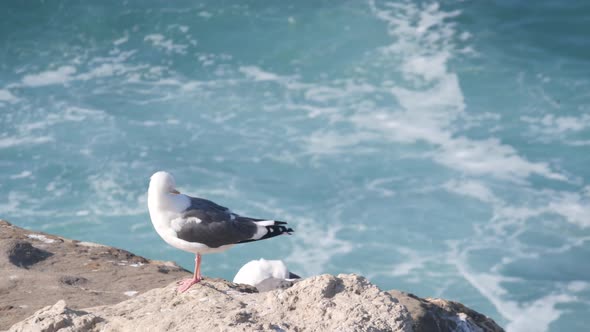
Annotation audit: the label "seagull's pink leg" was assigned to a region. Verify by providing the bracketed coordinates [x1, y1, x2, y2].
[196, 253, 202, 280]
[177, 253, 202, 293]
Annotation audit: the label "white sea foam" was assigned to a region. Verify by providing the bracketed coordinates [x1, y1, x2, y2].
[45, 178, 70, 197]
[283, 103, 340, 119]
[21, 66, 77, 87]
[304, 81, 376, 103]
[546, 191, 590, 228]
[199, 11, 212, 18]
[64, 107, 105, 121]
[443, 179, 498, 204]
[568, 139, 590, 146]
[506, 293, 577, 332]
[446, 179, 590, 230]
[286, 218, 354, 276]
[242, 0, 566, 184]
[239, 66, 282, 82]
[401, 53, 450, 82]
[144, 34, 188, 54]
[10, 170, 32, 180]
[522, 113, 590, 145]
[0, 135, 54, 149]
[567, 281, 588, 293]
[443, 177, 590, 332]
[522, 114, 590, 134]
[303, 131, 378, 155]
[18, 106, 109, 133]
[436, 137, 566, 182]
[361, 0, 567, 183]
[89, 49, 137, 65]
[19, 57, 142, 89]
[365, 177, 397, 198]
[450, 247, 579, 332]
[77, 63, 130, 80]
[87, 172, 146, 216]
[113, 35, 129, 46]
[390, 247, 428, 277]
[0, 89, 18, 103]
[0, 191, 29, 215]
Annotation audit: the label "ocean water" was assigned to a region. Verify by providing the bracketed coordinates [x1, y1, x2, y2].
[1, 0, 589, 330]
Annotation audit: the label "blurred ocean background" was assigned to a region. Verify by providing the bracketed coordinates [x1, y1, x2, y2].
[1, 1, 589, 330]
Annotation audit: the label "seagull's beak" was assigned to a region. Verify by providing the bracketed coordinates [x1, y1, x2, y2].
[170, 189, 180, 194]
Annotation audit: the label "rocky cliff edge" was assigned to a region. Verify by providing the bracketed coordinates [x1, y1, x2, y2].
[1, 219, 504, 332]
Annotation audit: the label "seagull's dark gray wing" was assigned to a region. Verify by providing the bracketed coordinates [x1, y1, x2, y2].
[174, 196, 259, 248]
[174, 196, 294, 248]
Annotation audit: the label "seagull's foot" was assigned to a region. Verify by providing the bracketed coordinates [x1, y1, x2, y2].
[176, 277, 201, 293]
[175, 277, 202, 285]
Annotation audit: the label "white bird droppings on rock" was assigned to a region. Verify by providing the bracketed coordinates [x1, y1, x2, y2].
[26, 234, 55, 244]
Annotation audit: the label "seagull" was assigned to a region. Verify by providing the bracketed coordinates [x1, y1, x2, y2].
[147, 171, 294, 293]
[233, 258, 301, 288]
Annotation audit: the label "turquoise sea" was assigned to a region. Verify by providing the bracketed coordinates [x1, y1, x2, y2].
[1, 1, 589, 330]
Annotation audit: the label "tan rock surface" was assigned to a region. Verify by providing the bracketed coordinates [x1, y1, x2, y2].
[0, 219, 190, 329]
[9, 274, 414, 332]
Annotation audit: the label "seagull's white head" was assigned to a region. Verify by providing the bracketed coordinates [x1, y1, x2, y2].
[149, 171, 180, 194]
